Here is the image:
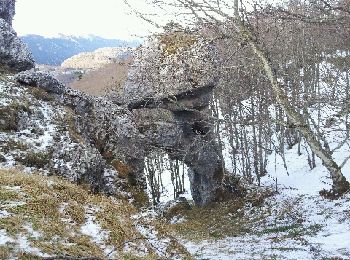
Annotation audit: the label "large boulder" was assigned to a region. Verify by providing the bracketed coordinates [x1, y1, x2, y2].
[0, 0, 15, 26]
[124, 31, 218, 103]
[0, 18, 35, 72]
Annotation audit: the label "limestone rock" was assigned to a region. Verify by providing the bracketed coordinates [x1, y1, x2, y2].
[50, 142, 117, 195]
[0, 18, 35, 72]
[15, 70, 66, 94]
[0, 0, 15, 25]
[124, 31, 218, 103]
[123, 30, 234, 206]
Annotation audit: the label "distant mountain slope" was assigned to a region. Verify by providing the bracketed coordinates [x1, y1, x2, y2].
[20, 34, 140, 65]
[61, 47, 133, 69]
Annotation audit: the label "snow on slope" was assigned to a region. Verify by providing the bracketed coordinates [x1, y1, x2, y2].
[177, 74, 350, 259]
[182, 138, 350, 259]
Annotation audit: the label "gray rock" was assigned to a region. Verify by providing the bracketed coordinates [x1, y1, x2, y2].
[50, 143, 117, 195]
[1, 14, 237, 206]
[0, 18, 34, 72]
[15, 70, 66, 94]
[0, 0, 15, 26]
[123, 32, 235, 206]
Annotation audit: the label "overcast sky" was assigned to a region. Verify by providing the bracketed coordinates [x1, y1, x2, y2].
[13, 0, 159, 40]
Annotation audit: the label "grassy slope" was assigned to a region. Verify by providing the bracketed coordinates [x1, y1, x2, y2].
[0, 168, 189, 259]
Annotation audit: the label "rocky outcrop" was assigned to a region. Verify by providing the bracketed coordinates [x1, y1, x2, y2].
[0, 0, 15, 25]
[6, 70, 146, 199]
[2, 26, 237, 206]
[0, 18, 34, 72]
[124, 31, 237, 206]
[15, 70, 66, 94]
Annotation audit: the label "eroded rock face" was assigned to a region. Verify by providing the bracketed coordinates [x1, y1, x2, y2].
[9, 71, 146, 197]
[0, 18, 35, 72]
[0, 0, 15, 25]
[124, 31, 236, 206]
[4, 28, 236, 206]
[124, 32, 218, 102]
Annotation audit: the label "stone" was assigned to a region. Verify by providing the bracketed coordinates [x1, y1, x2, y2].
[122, 31, 235, 206]
[0, 0, 15, 26]
[124, 31, 218, 103]
[15, 70, 66, 94]
[50, 142, 117, 195]
[0, 18, 35, 72]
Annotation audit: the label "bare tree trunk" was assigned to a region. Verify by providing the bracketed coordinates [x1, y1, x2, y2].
[238, 22, 349, 195]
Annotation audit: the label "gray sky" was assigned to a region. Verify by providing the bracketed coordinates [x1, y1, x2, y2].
[13, 0, 158, 40]
[12, 0, 267, 40]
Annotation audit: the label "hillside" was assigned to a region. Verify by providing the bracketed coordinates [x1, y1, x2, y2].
[0, 168, 189, 259]
[20, 34, 140, 65]
[1, 0, 350, 259]
[67, 59, 132, 97]
[61, 47, 132, 70]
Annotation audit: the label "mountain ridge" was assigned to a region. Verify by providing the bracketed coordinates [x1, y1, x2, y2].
[20, 34, 140, 65]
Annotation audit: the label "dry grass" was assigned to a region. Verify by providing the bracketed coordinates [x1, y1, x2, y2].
[0, 168, 158, 258]
[28, 87, 54, 102]
[63, 107, 85, 144]
[168, 188, 277, 241]
[168, 199, 251, 241]
[69, 59, 132, 97]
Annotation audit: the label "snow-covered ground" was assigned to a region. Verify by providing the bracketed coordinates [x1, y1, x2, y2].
[142, 125, 350, 259]
[179, 129, 350, 259]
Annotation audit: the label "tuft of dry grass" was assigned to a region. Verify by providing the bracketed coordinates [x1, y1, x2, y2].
[63, 107, 85, 144]
[28, 87, 54, 102]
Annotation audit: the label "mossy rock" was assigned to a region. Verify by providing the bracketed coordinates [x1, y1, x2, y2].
[159, 31, 197, 57]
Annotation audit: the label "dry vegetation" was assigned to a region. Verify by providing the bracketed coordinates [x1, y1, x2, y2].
[158, 32, 197, 57]
[69, 59, 132, 97]
[0, 168, 188, 259]
[168, 189, 322, 245]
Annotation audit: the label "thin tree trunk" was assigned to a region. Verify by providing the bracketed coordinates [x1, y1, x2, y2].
[239, 24, 349, 195]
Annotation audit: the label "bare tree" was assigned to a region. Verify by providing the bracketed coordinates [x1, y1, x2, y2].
[126, 0, 350, 196]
